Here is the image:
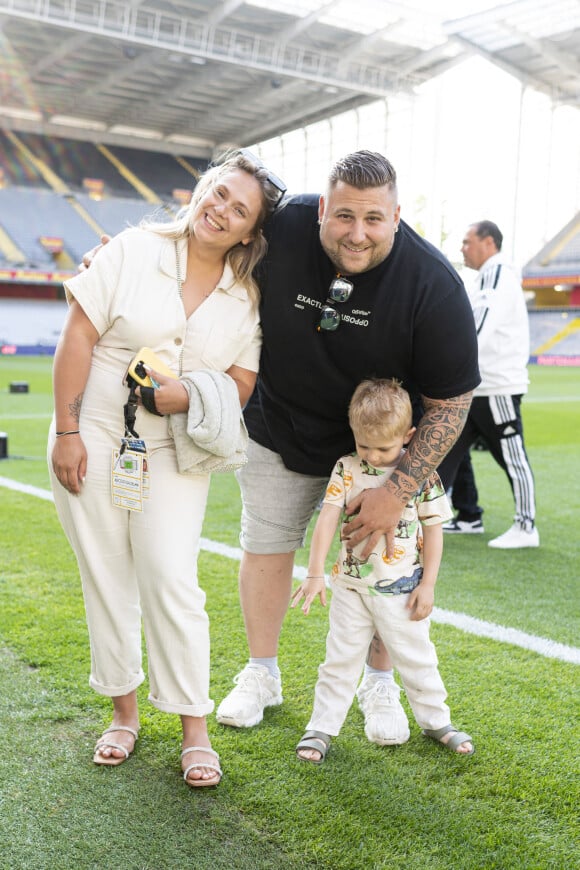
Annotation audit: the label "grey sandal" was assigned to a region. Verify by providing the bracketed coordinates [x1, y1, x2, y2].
[296, 730, 331, 764]
[422, 724, 474, 756]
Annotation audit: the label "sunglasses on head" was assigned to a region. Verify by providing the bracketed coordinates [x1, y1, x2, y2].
[211, 148, 287, 206]
[317, 275, 354, 332]
[237, 148, 287, 205]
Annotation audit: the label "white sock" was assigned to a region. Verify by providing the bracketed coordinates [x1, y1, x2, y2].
[250, 657, 280, 679]
[364, 664, 395, 683]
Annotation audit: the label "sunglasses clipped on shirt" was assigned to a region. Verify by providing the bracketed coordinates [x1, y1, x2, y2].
[317, 275, 354, 332]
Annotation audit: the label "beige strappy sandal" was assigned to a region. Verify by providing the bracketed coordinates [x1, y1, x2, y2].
[93, 725, 139, 766]
[181, 746, 222, 788]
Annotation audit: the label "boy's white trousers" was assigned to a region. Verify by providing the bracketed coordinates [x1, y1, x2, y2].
[306, 584, 451, 735]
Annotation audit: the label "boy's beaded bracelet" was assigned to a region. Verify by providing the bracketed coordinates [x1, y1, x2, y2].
[55, 430, 80, 437]
[306, 575, 325, 579]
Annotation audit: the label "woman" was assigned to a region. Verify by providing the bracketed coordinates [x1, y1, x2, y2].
[49, 150, 285, 787]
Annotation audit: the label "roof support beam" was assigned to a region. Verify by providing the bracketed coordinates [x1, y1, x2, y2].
[499, 21, 580, 81]
[232, 90, 373, 145]
[277, 1, 341, 42]
[206, 0, 246, 28]
[0, 0, 413, 98]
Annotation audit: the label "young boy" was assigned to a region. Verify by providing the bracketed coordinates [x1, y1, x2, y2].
[291, 378, 474, 763]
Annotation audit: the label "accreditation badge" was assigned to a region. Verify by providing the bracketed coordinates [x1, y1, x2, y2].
[111, 438, 149, 511]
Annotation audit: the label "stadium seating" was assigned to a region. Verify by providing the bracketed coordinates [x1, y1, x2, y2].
[528, 309, 580, 356]
[0, 298, 67, 348]
[0, 187, 98, 267]
[1, 132, 578, 362]
[103, 145, 203, 201]
[552, 331, 580, 355]
[74, 193, 170, 237]
[1, 131, 204, 200]
[0, 130, 49, 188]
[12, 132, 137, 197]
[0, 131, 207, 276]
[2, 299, 579, 358]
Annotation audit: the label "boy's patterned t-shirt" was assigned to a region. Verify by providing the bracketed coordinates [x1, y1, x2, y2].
[323, 452, 452, 596]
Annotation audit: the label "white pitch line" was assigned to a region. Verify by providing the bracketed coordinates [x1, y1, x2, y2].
[0, 475, 55, 501]
[201, 537, 580, 665]
[2, 476, 579, 665]
[1, 413, 53, 420]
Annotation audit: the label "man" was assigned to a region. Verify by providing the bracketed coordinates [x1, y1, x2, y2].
[216, 151, 480, 737]
[438, 220, 538, 549]
[444, 449, 485, 534]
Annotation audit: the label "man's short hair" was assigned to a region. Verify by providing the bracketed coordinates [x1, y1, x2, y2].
[328, 150, 397, 194]
[472, 220, 503, 251]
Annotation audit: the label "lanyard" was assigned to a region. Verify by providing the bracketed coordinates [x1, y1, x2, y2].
[123, 379, 140, 439]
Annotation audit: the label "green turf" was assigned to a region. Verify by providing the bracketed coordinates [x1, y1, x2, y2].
[0, 356, 579, 869]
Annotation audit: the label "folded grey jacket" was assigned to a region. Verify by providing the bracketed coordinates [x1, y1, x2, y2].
[168, 369, 249, 474]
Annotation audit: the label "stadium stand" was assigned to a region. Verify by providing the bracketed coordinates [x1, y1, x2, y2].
[0, 298, 67, 349]
[3, 298, 580, 361]
[1, 130, 206, 202]
[1, 130, 577, 364]
[103, 145, 204, 202]
[74, 193, 169, 238]
[0, 130, 50, 188]
[0, 132, 206, 282]
[553, 329, 580, 355]
[528, 309, 577, 351]
[523, 211, 580, 308]
[528, 308, 580, 362]
[10, 131, 137, 197]
[0, 188, 101, 268]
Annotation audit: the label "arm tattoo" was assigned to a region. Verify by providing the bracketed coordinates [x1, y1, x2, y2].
[67, 393, 83, 423]
[392, 391, 473, 494]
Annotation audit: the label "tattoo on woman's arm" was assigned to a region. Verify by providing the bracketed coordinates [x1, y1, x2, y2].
[67, 393, 83, 423]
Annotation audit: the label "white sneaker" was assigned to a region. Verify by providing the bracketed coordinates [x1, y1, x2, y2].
[216, 664, 283, 728]
[356, 676, 410, 746]
[488, 524, 540, 549]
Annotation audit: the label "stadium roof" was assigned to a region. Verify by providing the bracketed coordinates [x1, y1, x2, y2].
[0, 0, 579, 159]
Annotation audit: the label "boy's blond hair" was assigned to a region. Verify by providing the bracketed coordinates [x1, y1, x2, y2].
[348, 378, 412, 439]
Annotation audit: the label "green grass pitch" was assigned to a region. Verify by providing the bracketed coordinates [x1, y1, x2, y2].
[0, 356, 578, 869]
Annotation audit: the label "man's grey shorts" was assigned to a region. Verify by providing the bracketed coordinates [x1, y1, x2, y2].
[236, 439, 329, 554]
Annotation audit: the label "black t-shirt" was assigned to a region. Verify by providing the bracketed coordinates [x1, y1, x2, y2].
[244, 193, 480, 476]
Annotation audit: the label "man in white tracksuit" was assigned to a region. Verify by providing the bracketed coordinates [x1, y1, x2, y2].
[438, 220, 539, 549]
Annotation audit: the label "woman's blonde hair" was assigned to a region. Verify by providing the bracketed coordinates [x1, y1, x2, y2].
[141, 150, 283, 305]
[348, 378, 412, 439]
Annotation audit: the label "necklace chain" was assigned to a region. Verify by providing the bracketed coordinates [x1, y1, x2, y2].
[174, 240, 183, 300]
[174, 241, 184, 376]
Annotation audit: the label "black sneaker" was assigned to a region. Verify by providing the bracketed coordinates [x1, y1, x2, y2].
[443, 518, 484, 534]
